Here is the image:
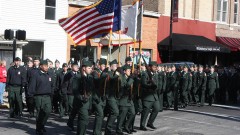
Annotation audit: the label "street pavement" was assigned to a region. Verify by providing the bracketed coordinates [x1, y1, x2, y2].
[0, 104, 239, 135]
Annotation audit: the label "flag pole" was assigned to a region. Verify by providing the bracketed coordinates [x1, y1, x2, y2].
[132, 39, 136, 72]
[107, 30, 113, 67]
[118, 31, 121, 65]
[138, 0, 143, 68]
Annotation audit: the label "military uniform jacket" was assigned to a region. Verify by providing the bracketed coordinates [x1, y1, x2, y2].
[207, 72, 219, 90]
[91, 68, 108, 105]
[48, 68, 56, 92]
[28, 70, 53, 96]
[61, 71, 78, 95]
[191, 71, 197, 89]
[157, 71, 166, 94]
[166, 71, 179, 92]
[118, 74, 134, 106]
[7, 65, 26, 87]
[141, 71, 159, 102]
[196, 71, 207, 90]
[179, 72, 192, 91]
[56, 71, 68, 94]
[106, 70, 120, 100]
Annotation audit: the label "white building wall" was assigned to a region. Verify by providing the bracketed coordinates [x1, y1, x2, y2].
[0, 0, 68, 64]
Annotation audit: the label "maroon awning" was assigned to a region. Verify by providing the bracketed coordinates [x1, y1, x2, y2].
[216, 37, 240, 51]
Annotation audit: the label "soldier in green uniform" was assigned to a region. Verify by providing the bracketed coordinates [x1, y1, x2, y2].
[207, 66, 219, 106]
[179, 65, 192, 108]
[166, 65, 179, 109]
[7, 57, 26, 118]
[116, 65, 135, 135]
[190, 65, 197, 104]
[75, 61, 94, 135]
[140, 61, 160, 131]
[157, 65, 166, 112]
[196, 65, 207, 107]
[52, 59, 62, 113]
[28, 60, 53, 135]
[128, 65, 142, 133]
[91, 58, 108, 135]
[105, 59, 120, 135]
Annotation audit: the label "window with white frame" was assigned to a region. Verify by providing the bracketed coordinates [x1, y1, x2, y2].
[217, 0, 228, 23]
[234, 0, 238, 24]
[45, 0, 56, 20]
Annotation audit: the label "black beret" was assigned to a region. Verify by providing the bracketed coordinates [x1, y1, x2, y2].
[210, 65, 215, 68]
[33, 57, 40, 61]
[62, 63, 68, 68]
[71, 62, 78, 66]
[199, 64, 203, 68]
[183, 65, 188, 68]
[40, 60, 48, 65]
[14, 57, 21, 61]
[82, 61, 92, 67]
[123, 65, 131, 70]
[125, 56, 132, 62]
[55, 59, 60, 63]
[133, 64, 138, 69]
[99, 58, 107, 65]
[171, 64, 176, 68]
[149, 61, 157, 67]
[110, 59, 118, 65]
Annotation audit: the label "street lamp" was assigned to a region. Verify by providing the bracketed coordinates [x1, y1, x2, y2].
[4, 29, 26, 61]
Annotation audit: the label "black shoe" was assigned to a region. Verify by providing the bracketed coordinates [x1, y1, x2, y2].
[147, 124, 157, 129]
[131, 129, 137, 132]
[123, 128, 132, 134]
[140, 126, 147, 131]
[36, 130, 43, 135]
[116, 131, 124, 135]
[42, 127, 46, 133]
[67, 123, 74, 131]
[104, 130, 114, 135]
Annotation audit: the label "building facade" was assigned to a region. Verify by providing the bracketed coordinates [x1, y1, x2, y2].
[67, 0, 160, 64]
[0, 0, 68, 66]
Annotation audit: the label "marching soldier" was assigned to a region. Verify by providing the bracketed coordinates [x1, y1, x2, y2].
[165, 65, 179, 109]
[190, 65, 198, 104]
[105, 59, 120, 135]
[52, 59, 62, 113]
[28, 60, 54, 134]
[116, 65, 135, 135]
[128, 65, 142, 133]
[157, 65, 166, 112]
[61, 63, 79, 115]
[75, 61, 94, 135]
[56, 63, 69, 118]
[26, 57, 41, 117]
[207, 66, 219, 106]
[140, 61, 160, 131]
[91, 58, 108, 135]
[196, 65, 207, 107]
[179, 65, 192, 108]
[7, 57, 26, 118]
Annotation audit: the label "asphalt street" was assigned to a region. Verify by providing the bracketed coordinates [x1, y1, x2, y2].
[0, 104, 239, 135]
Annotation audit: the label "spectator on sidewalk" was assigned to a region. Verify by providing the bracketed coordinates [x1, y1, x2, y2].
[0, 60, 7, 105]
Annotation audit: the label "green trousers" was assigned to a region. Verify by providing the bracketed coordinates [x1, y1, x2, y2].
[140, 100, 160, 127]
[67, 97, 80, 128]
[158, 93, 163, 111]
[117, 105, 135, 133]
[105, 99, 119, 134]
[92, 103, 105, 135]
[8, 86, 22, 117]
[34, 95, 52, 131]
[77, 100, 90, 135]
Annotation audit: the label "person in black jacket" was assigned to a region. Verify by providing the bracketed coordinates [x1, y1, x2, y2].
[26, 57, 40, 118]
[56, 63, 69, 118]
[61, 62, 79, 115]
[7, 57, 27, 118]
[28, 60, 54, 135]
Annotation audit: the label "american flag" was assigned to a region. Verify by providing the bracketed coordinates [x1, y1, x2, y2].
[59, 0, 115, 45]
